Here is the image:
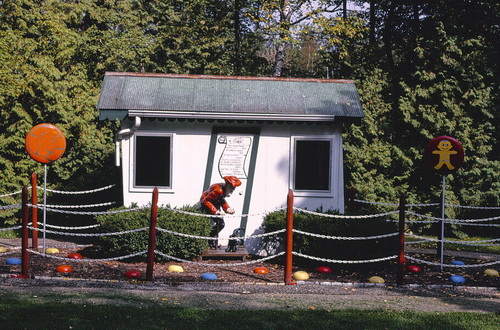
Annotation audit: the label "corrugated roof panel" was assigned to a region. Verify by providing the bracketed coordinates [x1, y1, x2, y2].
[97, 72, 364, 121]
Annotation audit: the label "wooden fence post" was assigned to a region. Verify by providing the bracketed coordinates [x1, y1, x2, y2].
[284, 189, 295, 285]
[347, 187, 357, 213]
[146, 187, 159, 281]
[21, 187, 30, 277]
[31, 172, 38, 249]
[397, 193, 406, 285]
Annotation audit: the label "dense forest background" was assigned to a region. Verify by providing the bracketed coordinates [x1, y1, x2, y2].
[0, 1, 498, 229]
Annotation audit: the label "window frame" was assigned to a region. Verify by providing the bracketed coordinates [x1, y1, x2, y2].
[130, 131, 174, 192]
[290, 136, 334, 197]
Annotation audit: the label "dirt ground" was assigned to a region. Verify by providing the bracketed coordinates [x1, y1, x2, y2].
[0, 238, 498, 287]
[1, 239, 499, 313]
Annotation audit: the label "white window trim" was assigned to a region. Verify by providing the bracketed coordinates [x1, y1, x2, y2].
[290, 135, 334, 197]
[129, 131, 175, 193]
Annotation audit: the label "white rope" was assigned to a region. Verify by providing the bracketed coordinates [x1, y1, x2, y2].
[294, 207, 399, 219]
[35, 202, 116, 209]
[353, 198, 499, 210]
[353, 199, 398, 207]
[445, 204, 500, 210]
[0, 190, 22, 197]
[406, 233, 500, 245]
[30, 206, 146, 215]
[406, 211, 500, 223]
[154, 250, 285, 267]
[43, 223, 101, 230]
[0, 204, 21, 210]
[159, 205, 287, 219]
[156, 227, 286, 241]
[292, 229, 399, 240]
[28, 249, 147, 262]
[292, 251, 398, 264]
[28, 226, 148, 237]
[406, 203, 441, 207]
[0, 225, 22, 232]
[36, 184, 116, 195]
[405, 255, 500, 268]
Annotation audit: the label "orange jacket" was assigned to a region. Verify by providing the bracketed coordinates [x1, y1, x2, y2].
[200, 183, 230, 215]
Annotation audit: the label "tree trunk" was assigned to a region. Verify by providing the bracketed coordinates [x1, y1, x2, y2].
[369, 0, 376, 46]
[383, 1, 396, 69]
[273, 42, 286, 77]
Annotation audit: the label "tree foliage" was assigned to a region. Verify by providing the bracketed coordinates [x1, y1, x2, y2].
[0, 0, 498, 231]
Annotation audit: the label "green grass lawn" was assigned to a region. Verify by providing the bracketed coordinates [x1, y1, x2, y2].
[0, 294, 498, 330]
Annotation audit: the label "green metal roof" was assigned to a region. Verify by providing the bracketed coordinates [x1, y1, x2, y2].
[97, 72, 364, 122]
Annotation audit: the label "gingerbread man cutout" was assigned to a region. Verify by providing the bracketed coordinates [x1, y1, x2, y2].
[432, 140, 457, 170]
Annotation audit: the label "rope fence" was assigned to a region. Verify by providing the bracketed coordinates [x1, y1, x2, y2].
[0, 184, 498, 285]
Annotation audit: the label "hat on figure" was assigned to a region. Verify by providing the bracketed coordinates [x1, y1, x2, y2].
[224, 176, 242, 187]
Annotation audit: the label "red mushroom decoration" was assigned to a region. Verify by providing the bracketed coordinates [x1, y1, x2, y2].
[125, 270, 141, 279]
[68, 253, 83, 259]
[56, 265, 73, 273]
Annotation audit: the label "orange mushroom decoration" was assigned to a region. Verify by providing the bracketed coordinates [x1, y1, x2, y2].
[253, 267, 269, 274]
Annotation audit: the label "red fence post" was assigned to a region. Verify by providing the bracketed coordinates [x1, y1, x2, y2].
[347, 187, 357, 213]
[284, 189, 295, 285]
[397, 193, 407, 285]
[146, 187, 159, 281]
[21, 186, 30, 277]
[31, 172, 38, 249]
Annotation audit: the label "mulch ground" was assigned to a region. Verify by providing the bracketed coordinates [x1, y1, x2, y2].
[1, 244, 498, 287]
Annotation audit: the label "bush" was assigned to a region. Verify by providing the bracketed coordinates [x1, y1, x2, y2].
[261, 208, 399, 268]
[95, 205, 211, 261]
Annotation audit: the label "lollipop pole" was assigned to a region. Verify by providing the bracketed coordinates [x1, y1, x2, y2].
[43, 164, 47, 254]
[439, 175, 446, 271]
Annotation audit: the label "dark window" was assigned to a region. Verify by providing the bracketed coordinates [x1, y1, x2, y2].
[294, 140, 330, 191]
[135, 135, 171, 187]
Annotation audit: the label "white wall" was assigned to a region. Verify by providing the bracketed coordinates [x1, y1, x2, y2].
[119, 119, 345, 248]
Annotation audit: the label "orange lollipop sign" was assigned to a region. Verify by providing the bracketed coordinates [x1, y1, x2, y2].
[25, 123, 66, 164]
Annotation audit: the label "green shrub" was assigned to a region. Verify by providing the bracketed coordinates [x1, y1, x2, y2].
[261, 208, 399, 268]
[95, 204, 211, 261]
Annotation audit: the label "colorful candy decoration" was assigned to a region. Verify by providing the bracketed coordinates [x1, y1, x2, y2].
[201, 272, 218, 280]
[125, 270, 141, 279]
[450, 260, 465, 265]
[253, 267, 269, 274]
[56, 265, 73, 273]
[0, 246, 7, 253]
[45, 248, 60, 254]
[168, 265, 184, 273]
[449, 275, 466, 284]
[10, 274, 29, 279]
[68, 253, 83, 259]
[6, 257, 21, 265]
[25, 123, 66, 164]
[484, 269, 499, 277]
[316, 266, 333, 274]
[407, 265, 422, 273]
[369, 276, 385, 284]
[293, 271, 309, 280]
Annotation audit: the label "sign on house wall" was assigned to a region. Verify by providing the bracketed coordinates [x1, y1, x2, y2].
[209, 133, 255, 239]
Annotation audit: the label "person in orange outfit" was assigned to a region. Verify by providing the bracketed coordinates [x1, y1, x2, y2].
[199, 176, 242, 248]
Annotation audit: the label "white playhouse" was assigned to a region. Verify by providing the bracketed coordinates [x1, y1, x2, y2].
[97, 72, 364, 248]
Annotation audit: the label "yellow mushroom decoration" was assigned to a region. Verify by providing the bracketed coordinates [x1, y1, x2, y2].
[168, 265, 184, 273]
[293, 271, 310, 280]
[369, 276, 385, 284]
[484, 269, 499, 277]
[45, 248, 60, 254]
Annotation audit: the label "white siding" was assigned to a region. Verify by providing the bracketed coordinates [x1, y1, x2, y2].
[119, 120, 345, 248]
